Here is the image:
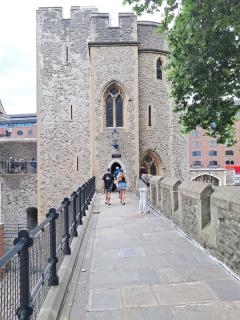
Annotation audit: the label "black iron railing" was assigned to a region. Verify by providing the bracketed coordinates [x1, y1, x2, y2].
[0, 177, 95, 320]
[0, 161, 37, 174]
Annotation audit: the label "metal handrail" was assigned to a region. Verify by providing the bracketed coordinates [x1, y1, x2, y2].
[0, 176, 96, 320]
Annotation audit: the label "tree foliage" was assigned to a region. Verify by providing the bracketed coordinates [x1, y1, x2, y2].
[124, 0, 240, 145]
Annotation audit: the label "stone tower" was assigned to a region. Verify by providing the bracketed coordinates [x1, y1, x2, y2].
[37, 6, 188, 219]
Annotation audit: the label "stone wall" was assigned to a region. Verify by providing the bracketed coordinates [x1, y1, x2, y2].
[137, 22, 167, 51]
[138, 23, 188, 179]
[0, 142, 37, 161]
[148, 176, 240, 276]
[37, 7, 97, 219]
[90, 44, 139, 190]
[0, 175, 37, 226]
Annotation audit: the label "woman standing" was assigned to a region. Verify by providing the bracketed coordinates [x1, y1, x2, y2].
[117, 169, 127, 205]
[138, 167, 150, 214]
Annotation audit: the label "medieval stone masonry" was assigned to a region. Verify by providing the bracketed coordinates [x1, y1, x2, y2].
[37, 6, 188, 220]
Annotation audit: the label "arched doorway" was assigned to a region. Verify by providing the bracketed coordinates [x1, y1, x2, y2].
[27, 207, 38, 230]
[140, 150, 161, 176]
[111, 162, 121, 174]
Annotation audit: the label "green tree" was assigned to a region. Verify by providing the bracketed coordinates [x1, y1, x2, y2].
[124, 0, 240, 145]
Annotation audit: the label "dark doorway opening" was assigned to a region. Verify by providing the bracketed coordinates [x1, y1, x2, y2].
[27, 207, 38, 231]
[111, 162, 121, 174]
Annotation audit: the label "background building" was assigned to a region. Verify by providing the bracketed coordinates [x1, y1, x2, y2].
[189, 125, 240, 186]
[0, 100, 37, 252]
[189, 124, 240, 168]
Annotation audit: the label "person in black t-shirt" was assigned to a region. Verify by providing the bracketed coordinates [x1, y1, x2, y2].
[102, 168, 114, 205]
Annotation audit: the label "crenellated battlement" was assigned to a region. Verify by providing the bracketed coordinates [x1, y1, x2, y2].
[89, 12, 137, 43]
[37, 7, 167, 47]
[37, 7, 137, 43]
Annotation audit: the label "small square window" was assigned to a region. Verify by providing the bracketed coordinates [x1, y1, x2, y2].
[192, 141, 200, 147]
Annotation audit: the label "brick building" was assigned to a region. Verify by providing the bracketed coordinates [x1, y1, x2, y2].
[189, 122, 240, 169]
[0, 101, 37, 141]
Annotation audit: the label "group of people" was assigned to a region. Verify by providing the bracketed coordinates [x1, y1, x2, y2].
[102, 166, 127, 205]
[102, 166, 150, 214]
[4, 157, 37, 174]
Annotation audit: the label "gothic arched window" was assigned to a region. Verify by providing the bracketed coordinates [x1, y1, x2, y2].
[156, 59, 162, 80]
[105, 86, 124, 128]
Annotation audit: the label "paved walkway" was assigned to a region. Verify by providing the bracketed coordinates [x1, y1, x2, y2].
[60, 192, 240, 320]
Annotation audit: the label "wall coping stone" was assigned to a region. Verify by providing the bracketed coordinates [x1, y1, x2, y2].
[137, 21, 160, 27]
[211, 186, 240, 211]
[179, 181, 213, 199]
[160, 176, 181, 189]
[150, 176, 164, 184]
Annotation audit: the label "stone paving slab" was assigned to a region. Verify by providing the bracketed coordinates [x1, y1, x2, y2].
[59, 192, 240, 319]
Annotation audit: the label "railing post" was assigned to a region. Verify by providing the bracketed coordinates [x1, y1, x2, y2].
[85, 182, 89, 212]
[46, 208, 59, 286]
[87, 181, 91, 205]
[90, 178, 94, 199]
[62, 197, 71, 255]
[14, 230, 33, 320]
[82, 184, 86, 216]
[77, 187, 83, 225]
[71, 192, 78, 237]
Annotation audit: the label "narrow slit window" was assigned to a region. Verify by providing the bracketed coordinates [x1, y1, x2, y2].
[76, 156, 79, 171]
[70, 105, 73, 120]
[148, 105, 152, 127]
[157, 59, 162, 80]
[66, 46, 69, 62]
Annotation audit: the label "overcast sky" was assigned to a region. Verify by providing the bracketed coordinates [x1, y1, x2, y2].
[0, 0, 161, 115]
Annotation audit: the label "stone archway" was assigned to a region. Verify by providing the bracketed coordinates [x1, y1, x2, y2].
[110, 162, 121, 174]
[107, 159, 126, 174]
[192, 174, 220, 186]
[140, 150, 161, 176]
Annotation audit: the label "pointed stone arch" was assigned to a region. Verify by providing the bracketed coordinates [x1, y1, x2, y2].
[140, 150, 161, 176]
[101, 80, 128, 98]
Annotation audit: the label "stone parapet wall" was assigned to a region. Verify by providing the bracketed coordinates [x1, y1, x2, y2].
[137, 23, 167, 52]
[90, 13, 137, 43]
[148, 175, 240, 276]
[210, 186, 240, 273]
[0, 142, 37, 161]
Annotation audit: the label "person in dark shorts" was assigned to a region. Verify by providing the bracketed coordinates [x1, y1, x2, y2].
[102, 168, 114, 205]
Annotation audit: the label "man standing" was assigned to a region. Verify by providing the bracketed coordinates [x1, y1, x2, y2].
[102, 168, 114, 205]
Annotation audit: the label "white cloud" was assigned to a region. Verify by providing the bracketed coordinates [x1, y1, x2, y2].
[0, 0, 161, 114]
